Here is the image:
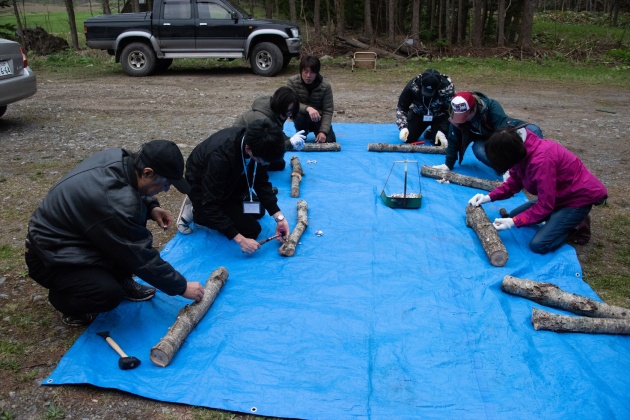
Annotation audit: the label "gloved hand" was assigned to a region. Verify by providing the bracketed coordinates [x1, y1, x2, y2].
[493, 218, 515, 231]
[435, 130, 448, 147]
[290, 130, 306, 151]
[502, 171, 510, 182]
[399, 128, 409, 142]
[432, 164, 450, 171]
[468, 194, 490, 207]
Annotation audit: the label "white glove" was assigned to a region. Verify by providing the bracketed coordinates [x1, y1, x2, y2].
[399, 128, 409, 142]
[493, 218, 515, 231]
[502, 171, 510, 182]
[435, 130, 448, 147]
[468, 194, 491, 207]
[289, 130, 306, 151]
[432, 164, 450, 171]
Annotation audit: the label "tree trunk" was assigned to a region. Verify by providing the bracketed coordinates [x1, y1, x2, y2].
[387, 0, 395, 42]
[420, 165, 502, 190]
[497, 0, 505, 46]
[290, 156, 304, 198]
[150, 267, 229, 367]
[465, 204, 508, 267]
[411, 0, 420, 42]
[289, 0, 297, 24]
[265, 0, 273, 18]
[532, 308, 630, 335]
[363, 0, 373, 42]
[130, 0, 140, 12]
[472, 0, 483, 46]
[368, 143, 447, 154]
[457, 0, 465, 44]
[11, 0, 24, 44]
[518, 0, 536, 47]
[63, 0, 80, 50]
[333, 0, 345, 36]
[501, 276, 630, 319]
[314, 0, 321, 36]
[102, 0, 112, 15]
[279, 200, 308, 257]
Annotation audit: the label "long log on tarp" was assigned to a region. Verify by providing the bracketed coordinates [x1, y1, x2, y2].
[465, 204, 508, 267]
[421, 165, 502, 191]
[290, 156, 304, 198]
[287, 143, 341, 152]
[279, 200, 308, 257]
[502, 276, 630, 319]
[150, 267, 229, 367]
[531, 308, 630, 335]
[367, 143, 447, 154]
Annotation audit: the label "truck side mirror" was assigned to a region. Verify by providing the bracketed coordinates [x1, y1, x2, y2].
[231, 11, 238, 22]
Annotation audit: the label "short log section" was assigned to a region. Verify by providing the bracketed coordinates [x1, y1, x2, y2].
[279, 200, 308, 257]
[290, 156, 304, 198]
[150, 267, 229, 367]
[465, 204, 508, 267]
[367, 143, 447, 154]
[501, 276, 630, 319]
[288, 143, 341, 152]
[531, 308, 630, 335]
[421, 165, 502, 191]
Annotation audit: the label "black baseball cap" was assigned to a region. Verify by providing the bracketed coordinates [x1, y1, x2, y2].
[420, 69, 441, 97]
[139, 140, 191, 194]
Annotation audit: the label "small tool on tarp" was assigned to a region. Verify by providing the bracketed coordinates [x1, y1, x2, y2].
[258, 234, 281, 245]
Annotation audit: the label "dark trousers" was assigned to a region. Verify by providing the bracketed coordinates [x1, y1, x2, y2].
[25, 244, 127, 316]
[192, 197, 265, 239]
[406, 111, 450, 144]
[293, 112, 337, 143]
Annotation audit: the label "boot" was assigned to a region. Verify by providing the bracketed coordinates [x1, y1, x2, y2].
[567, 215, 591, 245]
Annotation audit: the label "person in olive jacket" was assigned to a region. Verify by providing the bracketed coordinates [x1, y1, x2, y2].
[287, 55, 336, 143]
[433, 91, 543, 172]
[25, 140, 206, 326]
[184, 119, 290, 254]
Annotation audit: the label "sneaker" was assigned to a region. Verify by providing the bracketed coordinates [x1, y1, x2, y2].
[177, 197, 193, 235]
[61, 312, 97, 327]
[121, 277, 156, 302]
[567, 215, 591, 245]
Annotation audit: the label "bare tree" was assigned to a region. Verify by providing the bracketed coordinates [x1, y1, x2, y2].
[518, 0, 536, 47]
[457, 0, 465, 44]
[265, 0, 272, 18]
[497, 0, 505, 46]
[411, 0, 420, 42]
[472, 0, 483, 45]
[388, 0, 394, 41]
[313, 0, 321, 36]
[333, 0, 344, 36]
[64, 0, 80, 50]
[363, 0, 373, 42]
[11, 0, 24, 43]
[289, 0, 297, 22]
[101, 0, 112, 14]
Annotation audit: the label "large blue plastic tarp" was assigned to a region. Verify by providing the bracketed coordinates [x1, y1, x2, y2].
[45, 123, 630, 419]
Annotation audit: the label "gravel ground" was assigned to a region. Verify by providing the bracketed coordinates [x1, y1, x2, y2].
[1, 62, 629, 419]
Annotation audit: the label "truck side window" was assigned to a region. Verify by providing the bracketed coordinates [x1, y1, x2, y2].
[197, 2, 231, 19]
[163, 0, 192, 19]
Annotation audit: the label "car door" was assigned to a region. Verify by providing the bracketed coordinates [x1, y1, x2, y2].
[194, 0, 249, 53]
[156, 0, 195, 52]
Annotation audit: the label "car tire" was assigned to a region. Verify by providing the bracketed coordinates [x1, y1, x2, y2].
[282, 54, 292, 69]
[155, 58, 173, 73]
[0, 105, 7, 118]
[249, 42, 283, 77]
[121, 42, 157, 77]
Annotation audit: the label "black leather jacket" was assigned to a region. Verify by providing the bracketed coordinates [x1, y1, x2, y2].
[27, 148, 187, 296]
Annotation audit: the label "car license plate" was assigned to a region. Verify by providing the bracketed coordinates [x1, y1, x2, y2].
[0, 60, 12, 76]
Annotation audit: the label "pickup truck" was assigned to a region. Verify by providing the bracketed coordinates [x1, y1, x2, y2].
[83, 0, 302, 77]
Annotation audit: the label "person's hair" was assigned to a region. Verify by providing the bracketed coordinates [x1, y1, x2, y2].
[270, 86, 298, 118]
[299, 55, 321, 74]
[485, 128, 527, 176]
[131, 151, 147, 175]
[244, 119, 286, 163]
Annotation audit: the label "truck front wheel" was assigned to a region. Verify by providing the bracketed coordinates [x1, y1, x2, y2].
[121, 42, 157, 77]
[250, 42, 283, 77]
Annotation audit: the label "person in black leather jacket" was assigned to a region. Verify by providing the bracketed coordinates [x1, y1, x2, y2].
[25, 140, 206, 326]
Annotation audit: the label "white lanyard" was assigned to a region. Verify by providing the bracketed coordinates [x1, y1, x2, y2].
[240, 136, 257, 202]
[422, 95, 433, 115]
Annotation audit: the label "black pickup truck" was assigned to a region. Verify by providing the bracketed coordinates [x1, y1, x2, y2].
[83, 0, 302, 77]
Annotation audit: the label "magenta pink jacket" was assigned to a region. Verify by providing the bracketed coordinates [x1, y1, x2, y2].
[488, 130, 607, 227]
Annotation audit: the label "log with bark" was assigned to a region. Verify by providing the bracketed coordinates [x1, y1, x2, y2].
[502, 276, 630, 319]
[531, 308, 630, 335]
[279, 200, 308, 257]
[290, 156, 304, 198]
[421, 165, 502, 191]
[288, 143, 341, 152]
[334, 36, 404, 60]
[367, 143, 447, 154]
[150, 267, 229, 367]
[465, 204, 508, 267]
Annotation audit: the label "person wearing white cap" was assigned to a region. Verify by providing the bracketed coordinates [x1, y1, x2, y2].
[432, 91, 543, 172]
[396, 69, 454, 145]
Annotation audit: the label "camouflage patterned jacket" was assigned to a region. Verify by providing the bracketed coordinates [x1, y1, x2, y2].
[396, 73, 455, 130]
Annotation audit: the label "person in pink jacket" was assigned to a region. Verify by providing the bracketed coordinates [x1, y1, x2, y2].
[468, 127, 607, 254]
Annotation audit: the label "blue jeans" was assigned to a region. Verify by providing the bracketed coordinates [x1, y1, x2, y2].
[472, 124, 544, 169]
[508, 198, 592, 254]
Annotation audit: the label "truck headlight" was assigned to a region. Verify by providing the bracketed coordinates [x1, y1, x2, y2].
[290, 27, 300, 38]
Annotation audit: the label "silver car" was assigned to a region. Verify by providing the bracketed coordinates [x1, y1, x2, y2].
[0, 38, 37, 118]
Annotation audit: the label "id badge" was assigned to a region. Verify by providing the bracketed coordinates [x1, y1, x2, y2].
[423, 114, 433, 122]
[243, 200, 262, 214]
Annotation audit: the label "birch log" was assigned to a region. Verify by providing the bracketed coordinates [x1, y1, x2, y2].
[367, 143, 447, 154]
[287, 143, 341, 152]
[279, 199, 308, 257]
[531, 308, 630, 335]
[150, 267, 229, 367]
[465, 204, 508, 267]
[421, 165, 502, 191]
[290, 156, 304, 198]
[502, 276, 630, 319]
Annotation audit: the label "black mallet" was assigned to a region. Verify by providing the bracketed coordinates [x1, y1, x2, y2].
[97, 331, 141, 370]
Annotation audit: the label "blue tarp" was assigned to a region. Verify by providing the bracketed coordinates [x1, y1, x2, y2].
[44, 123, 630, 419]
